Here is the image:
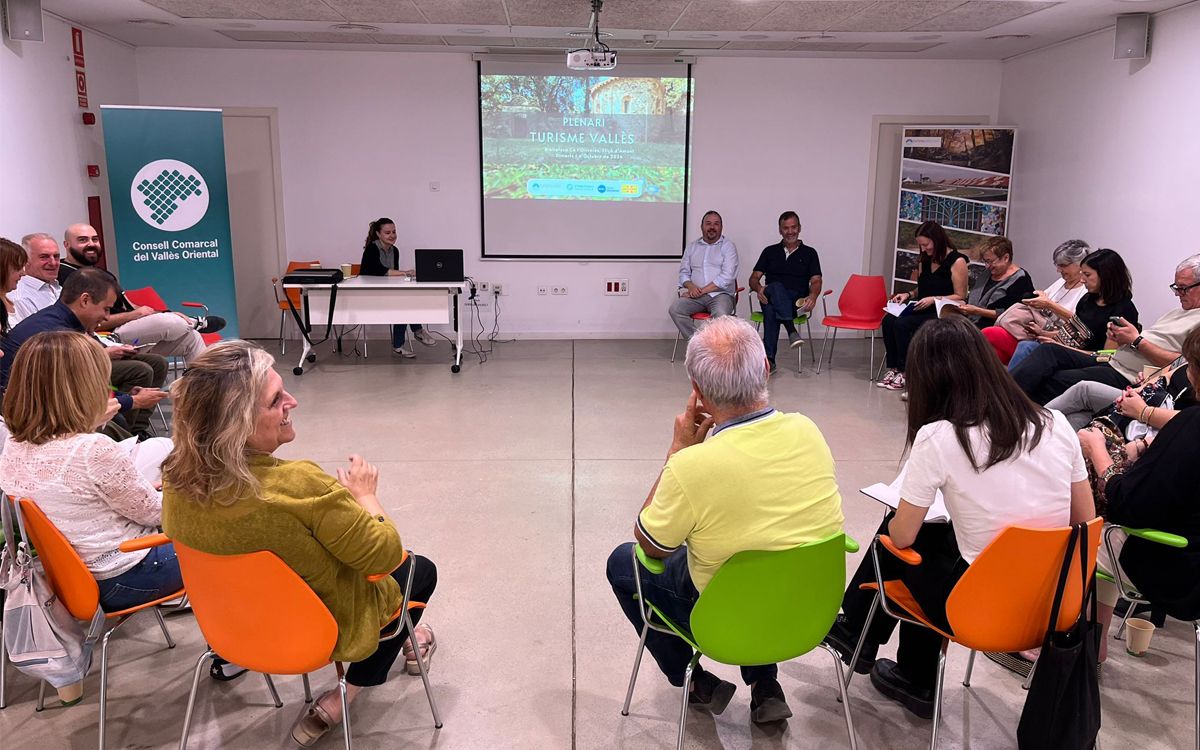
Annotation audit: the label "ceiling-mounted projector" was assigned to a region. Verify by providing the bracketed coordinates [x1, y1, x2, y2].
[567, 49, 617, 70]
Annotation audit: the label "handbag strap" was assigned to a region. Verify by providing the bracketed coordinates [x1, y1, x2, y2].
[1043, 523, 1081, 642]
[0, 491, 17, 564]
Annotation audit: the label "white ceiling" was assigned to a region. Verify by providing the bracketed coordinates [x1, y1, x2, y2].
[41, 0, 1193, 60]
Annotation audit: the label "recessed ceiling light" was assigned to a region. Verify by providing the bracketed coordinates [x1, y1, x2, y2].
[128, 18, 171, 26]
[985, 33, 1032, 40]
[456, 28, 488, 34]
[795, 34, 836, 40]
[741, 34, 769, 40]
[330, 23, 380, 32]
[910, 34, 941, 41]
[568, 29, 612, 38]
[687, 33, 718, 39]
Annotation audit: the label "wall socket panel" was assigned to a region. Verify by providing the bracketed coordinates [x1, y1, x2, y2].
[551, 286, 569, 295]
[477, 281, 490, 293]
[537, 286, 548, 295]
[605, 278, 629, 295]
[493, 283, 504, 295]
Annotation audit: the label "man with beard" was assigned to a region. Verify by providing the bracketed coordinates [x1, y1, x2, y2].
[58, 223, 223, 363]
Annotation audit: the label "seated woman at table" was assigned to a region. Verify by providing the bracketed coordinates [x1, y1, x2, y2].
[958, 236, 1034, 329]
[162, 341, 439, 746]
[1079, 327, 1200, 653]
[823, 316, 1095, 720]
[360, 216, 436, 357]
[877, 221, 968, 392]
[980, 238, 1091, 366]
[1010, 248, 1139, 403]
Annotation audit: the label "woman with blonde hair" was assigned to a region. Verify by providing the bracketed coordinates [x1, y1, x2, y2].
[0, 330, 179, 612]
[162, 340, 438, 746]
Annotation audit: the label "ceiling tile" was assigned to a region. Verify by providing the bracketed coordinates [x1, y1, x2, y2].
[791, 41, 868, 51]
[672, 0, 781, 32]
[857, 41, 944, 51]
[513, 36, 576, 48]
[187, 0, 343, 21]
[409, 0, 509, 25]
[506, 0, 592, 27]
[911, 1, 1059, 32]
[370, 34, 449, 44]
[658, 39, 728, 49]
[295, 31, 380, 42]
[217, 29, 304, 41]
[321, 0, 426, 23]
[442, 35, 514, 46]
[595, 0, 692, 31]
[750, 1, 871, 32]
[830, 1, 964, 32]
[142, 0, 264, 19]
[722, 40, 800, 51]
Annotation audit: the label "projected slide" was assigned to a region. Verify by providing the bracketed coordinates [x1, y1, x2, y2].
[481, 74, 689, 203]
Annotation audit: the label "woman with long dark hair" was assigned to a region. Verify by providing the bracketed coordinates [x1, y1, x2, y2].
[0, 237, 27, 334]
[824, 316, 1095, 719]
[1010, 248, 1139, 404]
[359, 217, 437, 356]
[878, 221, 969, 392]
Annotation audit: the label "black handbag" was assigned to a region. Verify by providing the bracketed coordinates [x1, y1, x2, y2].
[1017, 522, 1101, 750]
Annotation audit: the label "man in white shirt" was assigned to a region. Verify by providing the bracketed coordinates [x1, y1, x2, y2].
[669, 211, 739, 339]
[11, 233, 63, 323]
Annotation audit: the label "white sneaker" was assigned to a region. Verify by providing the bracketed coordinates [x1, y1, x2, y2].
[877, 369, 897, 388]
[393, 346, 416, 358]
[414, 329, 437, 346]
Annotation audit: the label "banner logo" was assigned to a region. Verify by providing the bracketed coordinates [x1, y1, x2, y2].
[129, 159, 209, 231]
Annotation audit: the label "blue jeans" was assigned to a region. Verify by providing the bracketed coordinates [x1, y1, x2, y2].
[1007, 340, 1041, 371]
[606, 542, 777, 687]
[97, 543, 183, 612]
[761, 282, 804, 362]
[390, 323, 424, 349]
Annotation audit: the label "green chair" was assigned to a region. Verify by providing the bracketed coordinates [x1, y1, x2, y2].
[620, 533, 860, 750]
[748, 290, 829, 372]
[1100, 525, 1198, 749]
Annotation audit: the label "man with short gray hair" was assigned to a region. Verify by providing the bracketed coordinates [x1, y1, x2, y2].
[10, 233, 62, 323]
[606, 315, 845, 724]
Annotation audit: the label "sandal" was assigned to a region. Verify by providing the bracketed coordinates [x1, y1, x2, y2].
[402, 623, 437, 676]
[290, 698, 339, 748]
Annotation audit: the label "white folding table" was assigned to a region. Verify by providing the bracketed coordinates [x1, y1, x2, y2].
[283, 276, 466, 375]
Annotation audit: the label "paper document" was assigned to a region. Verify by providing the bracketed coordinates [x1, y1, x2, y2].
[883, 302, 912, 317]
[935, 298, 963, 317]
[859, 464, 951, 523]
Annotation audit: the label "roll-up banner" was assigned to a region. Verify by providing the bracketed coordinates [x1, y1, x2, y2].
[100, 106, 239, 337]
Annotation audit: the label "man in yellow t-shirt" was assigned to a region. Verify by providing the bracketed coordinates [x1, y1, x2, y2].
[606, 316, 844, 725]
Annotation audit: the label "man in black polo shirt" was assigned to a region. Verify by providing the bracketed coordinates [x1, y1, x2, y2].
[748, 212, 823, 373]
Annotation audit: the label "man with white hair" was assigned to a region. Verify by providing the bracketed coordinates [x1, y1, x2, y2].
[10, 233, 63, 323]
[606, 315, 845, 724]
[1014, 253, 1200, 403]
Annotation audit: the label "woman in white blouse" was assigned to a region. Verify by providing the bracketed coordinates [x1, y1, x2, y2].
[0, 330, 179, 612]
[823, 316, 1095, 720]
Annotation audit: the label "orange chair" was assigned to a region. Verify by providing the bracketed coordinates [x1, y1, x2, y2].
[845, 520, 1102, 749]
[670, 286, 746, 363]
[815, 274, 888, 377]
[272, 260, 318, 355]
[14, 498, 185, 750]
[173, 542, 442, 750]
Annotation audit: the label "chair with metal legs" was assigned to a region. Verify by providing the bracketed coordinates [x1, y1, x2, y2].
[749, 289, 830, 372]
[816, 275, 887, 376]
[1099, 525, 1198, 748]
[620, 533, 860, 750]
[173, 543, 442, 750]
[845, 520, 1101, 749]
[14, 499, 185, 750]
[273, 261, 319, 355]
[670, 287, 745, 363]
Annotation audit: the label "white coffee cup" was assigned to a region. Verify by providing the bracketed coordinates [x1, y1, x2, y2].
[1125, 617, 1155, 656]
[340, 263, 352, 278]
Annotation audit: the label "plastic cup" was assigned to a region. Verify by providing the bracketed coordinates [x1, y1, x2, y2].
[1125, 617, 1155, 656]
[340, 263, 352, 278]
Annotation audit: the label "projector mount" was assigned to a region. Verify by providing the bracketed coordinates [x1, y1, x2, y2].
[567, 0, 617, 70]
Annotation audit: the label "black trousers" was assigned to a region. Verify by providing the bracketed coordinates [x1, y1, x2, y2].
[1009, 344, 1130, 404]
[882, 308, 936, 370]
[840, 516, 968, 690]
[110, 353, 168, 434]
[345, 553, 437, 688]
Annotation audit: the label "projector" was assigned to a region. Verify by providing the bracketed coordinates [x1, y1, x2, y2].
[567, 49, 617, 70]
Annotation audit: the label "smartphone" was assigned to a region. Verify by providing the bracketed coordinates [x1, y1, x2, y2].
[1108, 316, 1126, 326]
[133, 343, 154, 349]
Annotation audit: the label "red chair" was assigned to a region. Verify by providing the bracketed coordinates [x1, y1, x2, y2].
[123, 286, 220, 345]
[670, 286, 745, 363]
[816, 275, 887, 377]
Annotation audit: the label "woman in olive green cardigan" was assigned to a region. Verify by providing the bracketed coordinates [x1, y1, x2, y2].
[161, 341, 438, 747]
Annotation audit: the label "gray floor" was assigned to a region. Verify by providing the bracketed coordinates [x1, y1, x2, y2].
[0, 337, 1192, 749]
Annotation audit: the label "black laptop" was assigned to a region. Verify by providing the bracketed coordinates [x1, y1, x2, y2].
[414, 249, 464, 282]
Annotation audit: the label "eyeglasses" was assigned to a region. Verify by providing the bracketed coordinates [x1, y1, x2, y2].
[1169, 280, 1200, 295]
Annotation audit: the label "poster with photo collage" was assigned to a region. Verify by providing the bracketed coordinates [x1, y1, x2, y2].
[892, 127, 1017, 297]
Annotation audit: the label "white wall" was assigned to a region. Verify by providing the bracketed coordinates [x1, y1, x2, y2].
[0, 16, 137, 247]
[1000, 4, 1200, 325]
[134, 48, 1001, 337]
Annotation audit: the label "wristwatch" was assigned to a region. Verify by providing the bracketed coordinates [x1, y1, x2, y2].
[1130, 335, 1145, 351]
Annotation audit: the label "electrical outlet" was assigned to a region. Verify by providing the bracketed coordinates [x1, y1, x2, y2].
[552, 286, 569, 295]
[493, 282, 504, 295]
[429, 181, 441, 192]
[478, 281, 490, 293]
[537, 286, 548, 295]
[605, 278, 629, 296]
